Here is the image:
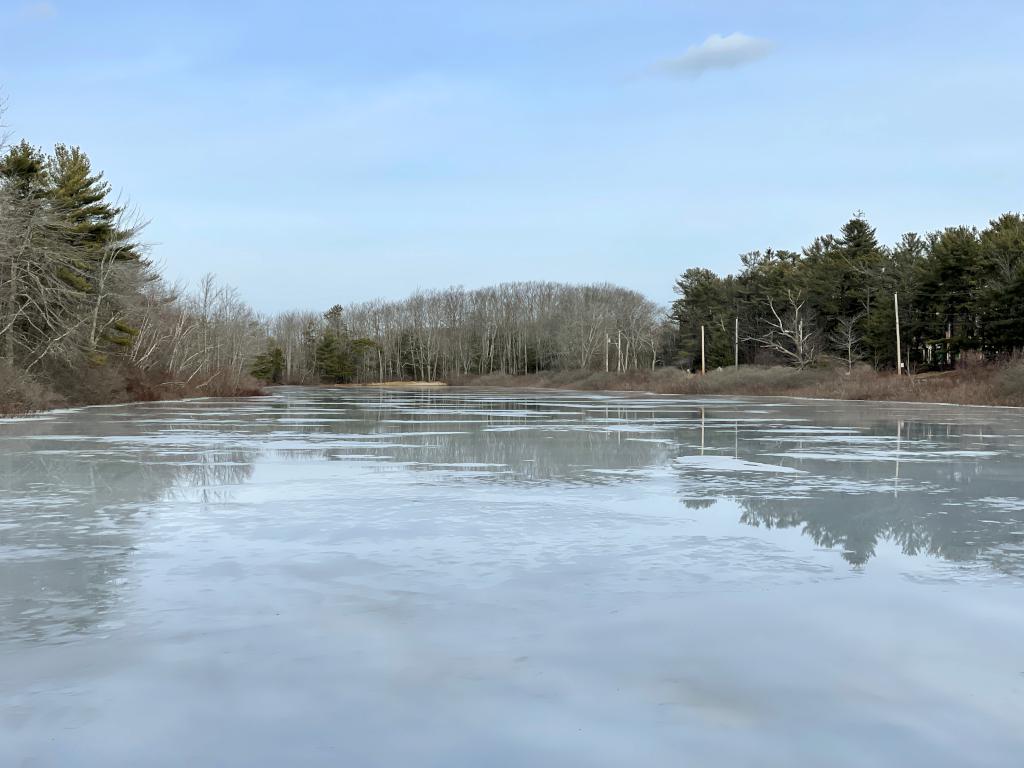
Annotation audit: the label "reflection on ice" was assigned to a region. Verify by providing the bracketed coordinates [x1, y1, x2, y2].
[2, 388, 1022, 605]
[675, 456, 806, 474]
[3, 387, 1024, 766]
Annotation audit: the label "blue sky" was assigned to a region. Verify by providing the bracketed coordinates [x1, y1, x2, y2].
[2, 1, 1022, 312]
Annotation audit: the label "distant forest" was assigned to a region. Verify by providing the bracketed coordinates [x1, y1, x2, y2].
[2, 111, 1022, 412]
[254, 284, 665, 385]
[253, 212, 1024, 385]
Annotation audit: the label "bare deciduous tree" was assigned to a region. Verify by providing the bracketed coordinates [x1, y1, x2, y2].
[319, 282, 665, 383]
[748, 290, 821, 369]
[830, 313, 865, 372]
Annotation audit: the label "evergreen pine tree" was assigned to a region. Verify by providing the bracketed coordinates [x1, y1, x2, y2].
[315, 331, 353, 383]
[251, 346, 285, 383]
[46, 145, 125, 251]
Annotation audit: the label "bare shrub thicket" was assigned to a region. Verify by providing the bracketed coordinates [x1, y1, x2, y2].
[460, 361, 1024, 406]
[126, 274, 264, 399]
[0, 359, 60, 415]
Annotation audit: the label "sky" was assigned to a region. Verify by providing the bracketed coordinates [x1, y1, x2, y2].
[1, 0, 1022, 313]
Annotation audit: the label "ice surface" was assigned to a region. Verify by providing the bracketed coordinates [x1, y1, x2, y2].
[2, 386, 1024, 767]
[675, 455, 807, 473]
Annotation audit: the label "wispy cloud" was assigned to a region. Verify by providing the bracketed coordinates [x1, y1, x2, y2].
[660, 33, 773, 77]
[20, 2, 57, 20]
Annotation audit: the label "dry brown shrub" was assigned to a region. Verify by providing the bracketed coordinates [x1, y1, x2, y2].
[0, 362, 63, 415]
[449, 361, 1024, 408]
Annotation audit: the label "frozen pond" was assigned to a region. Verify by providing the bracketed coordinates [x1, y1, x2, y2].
[2, 386, 1024, 766]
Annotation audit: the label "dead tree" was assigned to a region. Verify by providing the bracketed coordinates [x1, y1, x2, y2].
[749, 290, 820, 369]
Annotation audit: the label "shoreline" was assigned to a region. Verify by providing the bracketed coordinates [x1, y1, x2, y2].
[443, 365, 1024, 410]
[6, 365, 1024, 419]
[448, 384, 1024, 412]
[328, 381, 448, 388]
[0, 390, 269, 420]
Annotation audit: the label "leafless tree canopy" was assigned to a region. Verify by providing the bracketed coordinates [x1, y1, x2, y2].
[747, 290, 821, 370]
[261, 282, 668, 384]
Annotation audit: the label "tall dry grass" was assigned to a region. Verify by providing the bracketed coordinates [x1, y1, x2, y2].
[450, 361, 1024, 407]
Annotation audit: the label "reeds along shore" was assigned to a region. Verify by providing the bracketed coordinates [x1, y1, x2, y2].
[8, 363, 1024, 418]
[447, 361, 1024, 408]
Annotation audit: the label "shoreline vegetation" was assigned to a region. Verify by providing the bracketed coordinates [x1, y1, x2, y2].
[9, 361, 1024, 417]
[447, 363, 1024, 408]
[1, 104, 270, 417]
[333, 381, 448, 388]
[3, 99, 1023, 418]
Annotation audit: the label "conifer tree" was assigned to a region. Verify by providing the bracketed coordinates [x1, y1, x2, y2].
[46, 145, 124, 250]
[251, 346, 285, 383]
[315, 331, 353, 383]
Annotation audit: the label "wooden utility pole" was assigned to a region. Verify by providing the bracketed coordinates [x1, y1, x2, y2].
[894, 292, 903, 376]
[734, 317, 739, 367]
[700, 325, 706, 375]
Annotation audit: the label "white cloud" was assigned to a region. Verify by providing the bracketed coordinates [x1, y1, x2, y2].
[661, 33, 773, 77]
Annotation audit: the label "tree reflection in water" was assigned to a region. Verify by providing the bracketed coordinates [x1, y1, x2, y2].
[0, 415, 253, 643]
[4, 388, 1024, 648]
[677, 410, 1024, 572]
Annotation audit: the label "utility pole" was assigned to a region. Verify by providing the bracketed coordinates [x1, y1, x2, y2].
[700, 325, 706, 375]
[734, 317, 739, 367]
[894, 292, 903, 376]
[605, 334, 610, 373]
[617, 329, 622, 372]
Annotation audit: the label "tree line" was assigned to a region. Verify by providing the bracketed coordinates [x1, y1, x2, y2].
[1, 107, 669, 405]
[1, 113, 264, 411]
[671, 212, 1024, 372]
[258, 210, 1023, 386]
[5, 101, 1021, 408]
[253, 283, 667, 384]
